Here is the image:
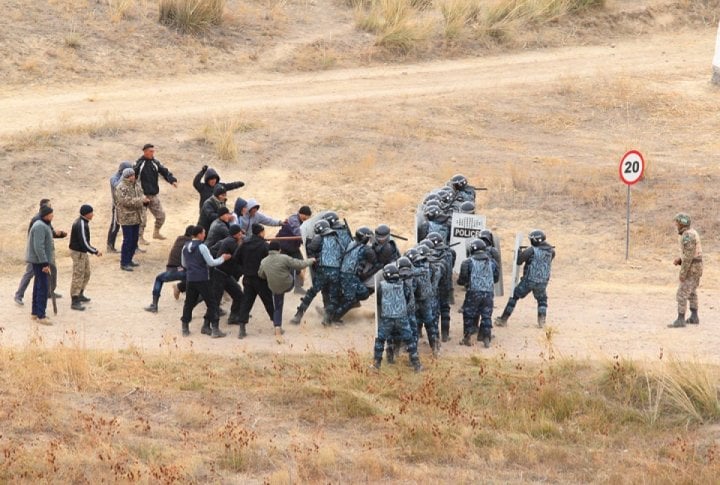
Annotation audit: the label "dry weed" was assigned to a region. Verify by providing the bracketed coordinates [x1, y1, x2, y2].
[201, 117, 259, 161]
[159, 0, 225, 34]
[107, 0, 136, 21]
[356, 0, 431, 53]
[440, 0, 482, 40]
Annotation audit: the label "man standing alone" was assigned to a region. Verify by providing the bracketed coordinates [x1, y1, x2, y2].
[669, 213, 703, 328]
[69, 205, 103, 311]
[134, 143, 177, 243]
[26, 206, 56, 325]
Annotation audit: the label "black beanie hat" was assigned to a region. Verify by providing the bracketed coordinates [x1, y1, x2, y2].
[229, 224, 243, 236]
[252, 223, 264, 235]
[217, 206, 230, 217]
[268, 241, 281, 251]
[213, 185, 227, 197]
[80, 204, 93, 216]
[299, 205, 312, 216]
[40, 206, 54, 218]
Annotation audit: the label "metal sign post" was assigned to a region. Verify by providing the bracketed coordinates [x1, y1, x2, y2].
[619, 150, 645, 261]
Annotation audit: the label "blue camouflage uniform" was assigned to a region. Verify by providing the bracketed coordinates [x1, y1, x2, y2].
[412, 261, 436, 345]
[297, 232, 344, 320]
[458, 253, 499, 340]
[335, 241, 375, 318]
[502, 243, 555, 318]
[374, 279, 420, 367]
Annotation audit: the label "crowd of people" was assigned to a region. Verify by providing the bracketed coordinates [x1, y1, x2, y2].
[16, 143, 566, 372]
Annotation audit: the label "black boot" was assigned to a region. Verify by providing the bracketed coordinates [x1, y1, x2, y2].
[290, 307, 305, 325]
[411, 357, 424, 372]
[201, 318, 211, 335]
[668, 313, 686, 328]
[687, 309, 700, 324]
[181, 321, 190, 337]
[211, 322, 227, 339]
[441, 317, 450, 342]
[494, 312, 510, 327]
[430, 338, 440, 357]
[71, 296, 85, 311]
[537, 314, 546, 328]
[237, 323, 247, 339]
[370, 358, 381, 371]
[386, 343, 395, 365]
[144, 295, 159, 313]
[460, 333, 472, 346]
[78, 290, 91, 303]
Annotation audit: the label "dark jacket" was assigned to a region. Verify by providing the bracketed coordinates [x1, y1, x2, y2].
[212, 236, 242, 275]
[167, 235, 191, 269]
[69, 216, 98, 254]
[193, 167, 244, 209]
[198, 196, 226, 232]
[238, 234, 269, 277]
[276, 214, 302, 253]
[134, 156, 177, 196]
[205, 218, 230, 250]
[28, 213, 64, 239]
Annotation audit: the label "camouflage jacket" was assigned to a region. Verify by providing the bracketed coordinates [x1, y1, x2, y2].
[115, 178, 145, 226]
[679, 228, 702, 279]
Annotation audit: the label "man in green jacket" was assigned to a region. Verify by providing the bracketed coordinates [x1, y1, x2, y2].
[26, 206, 56, 324]
[258, 241, 316, 340]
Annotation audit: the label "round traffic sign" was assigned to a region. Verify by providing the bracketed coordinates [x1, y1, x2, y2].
[619, 150, 645, 185]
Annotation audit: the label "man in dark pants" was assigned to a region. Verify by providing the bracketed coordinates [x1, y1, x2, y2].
[115, 168, 148, 271]
[26, 206, 56, 325]
[134, 143, 177, 244]
[205, 206, 232, 249]
[193, 165, 244, 210]
[210, 224, 246, 331]
[15, 199, 66, 306]
[106, 161, 132, 253]
[276, 205, 312, 294]
[144, 225, 194, 313]
[180, 226, 231, 338]
[236, 224, 275, 336]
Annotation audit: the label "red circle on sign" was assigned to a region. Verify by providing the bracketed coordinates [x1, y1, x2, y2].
[619, 150, 645, 186]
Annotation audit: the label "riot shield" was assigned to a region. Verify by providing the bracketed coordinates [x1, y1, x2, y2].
[510, 232, 525, 294]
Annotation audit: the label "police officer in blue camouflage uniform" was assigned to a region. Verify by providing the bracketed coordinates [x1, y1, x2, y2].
[426, 232, 455, 342]
[417, 205, 451, 244]
[495, 230, 555, 328]
[334, 226, 376, 320]
[372, 263, 423, 372]
[449, 174, 476, 207]
[382, 257, 418, 364]
[457, 239, 499, 348]
[406, 246, 439, 356]
[323, 211, 352, 249]
[371, 224, 401, 274]
[291, 220, 344, 326]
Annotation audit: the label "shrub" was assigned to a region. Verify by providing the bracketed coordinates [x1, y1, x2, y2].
[159, 0, 225, 34]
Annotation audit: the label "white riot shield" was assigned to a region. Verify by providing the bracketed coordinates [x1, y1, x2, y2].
[493, 234, 503, 297]
[449, 212, 486, 274]
[510, 232, 525, 294]
[414, 203, 425, 243]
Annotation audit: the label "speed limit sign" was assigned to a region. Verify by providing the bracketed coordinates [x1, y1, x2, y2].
[619, 150, 645, 185]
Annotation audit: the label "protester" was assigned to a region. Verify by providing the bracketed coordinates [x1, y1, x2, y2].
[68, 205, 103, 311]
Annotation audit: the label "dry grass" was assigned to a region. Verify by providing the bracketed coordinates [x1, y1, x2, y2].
[200, 117, 260, 161]
[159, 0, 225, 34]
[356, 0, 431, 53]
[439, 0, 482, 40]
[107, 0, 136, 22]
[1, 341, 720, 482]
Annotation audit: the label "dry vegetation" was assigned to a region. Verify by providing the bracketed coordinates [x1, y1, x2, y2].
[1, 332, 719, 482]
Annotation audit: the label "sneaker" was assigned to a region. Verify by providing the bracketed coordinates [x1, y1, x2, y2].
[14, 295, 23, 306]
[139, 237, 150, 246]
[494, 316, 508, 327]
[128, 261, 140, 267]
[36, 317, 52, 326]
[106, 246, 119, 253]
[121, 265, 134, 272]
[144, 303, 158, 313]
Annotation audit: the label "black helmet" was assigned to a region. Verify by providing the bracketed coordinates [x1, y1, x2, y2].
[323, 211, 340, 226]
[459, 201, 475, 214]
[383, 263, 400, 281]
[438, 190, 454, 205]
[416, 245, 433, 259]
[397, 257, 413, 278]
[469, 239, 487, 254]
[450, 174, 468, 190]
[423, 193, 440, 205]
[529, 230, 546, 247]
[355, 226, 373, 244]
[375, 224, 391, 242]
[427, 232, 445, 248]
[314, 220, 334, 236]
[479, 229, 494, 247]
[405, 247, 424, 264]
[419, 239, 435, 250]
[424, 205, 442, 220]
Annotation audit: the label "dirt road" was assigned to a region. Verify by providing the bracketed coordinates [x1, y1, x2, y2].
[0, 31, 713, 138]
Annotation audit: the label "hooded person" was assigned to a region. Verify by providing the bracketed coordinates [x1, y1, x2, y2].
[193, 166, 245, 210]
[234, 198, 283, 239]
[115, 167, 148, 271]
[198, 185, 228, 232]
[107, 161, 133, 253]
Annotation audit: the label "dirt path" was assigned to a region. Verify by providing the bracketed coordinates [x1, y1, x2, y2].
[0, 30, 713, 138]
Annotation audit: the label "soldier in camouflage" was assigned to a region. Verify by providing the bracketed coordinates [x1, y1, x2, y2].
[407, 247, 439, 356]
[334, 227, 376, 320]
[495, 230, 555, 328]
[669, 213, 703, 328]
[457, 239, 499, 348]
[371, 263, 423, 372]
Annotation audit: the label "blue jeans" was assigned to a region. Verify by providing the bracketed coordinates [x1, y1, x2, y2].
[120, 224, 139, 267]
[152, 268, 185, 297]
[31, 264, 49, 318]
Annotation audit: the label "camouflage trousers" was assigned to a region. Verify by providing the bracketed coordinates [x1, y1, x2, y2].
[415, 299, 438, 344]
[677, 262, 703, 314]
[374, 317, 419, 363]
[139, 195, 165, 238]
[503, 279, 548, 317]
[70, 251, 91, 297]
[463, 290, 494, 338]
[335, 272, 370, 317]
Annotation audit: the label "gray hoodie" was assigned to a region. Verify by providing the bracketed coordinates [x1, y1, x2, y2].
[234, 198, 282, 237]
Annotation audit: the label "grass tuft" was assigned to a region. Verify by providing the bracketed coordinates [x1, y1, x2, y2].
[159, 0, 225, 34]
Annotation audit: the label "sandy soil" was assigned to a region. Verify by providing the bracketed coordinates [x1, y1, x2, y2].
[1, 28, 719, 364]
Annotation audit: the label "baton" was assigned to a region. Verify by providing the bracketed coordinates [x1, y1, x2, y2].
[266, 236, 303, 241]
[51, 291, 57, 315]
[344, 218, 352, 235]
[390, 233, 408, 241]
[467, 186, 488, 191]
